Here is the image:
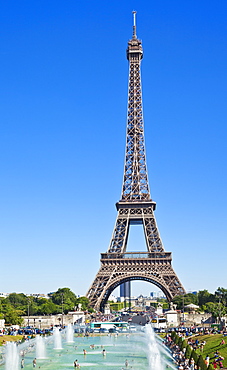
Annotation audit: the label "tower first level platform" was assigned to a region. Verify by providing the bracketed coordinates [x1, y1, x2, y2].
[87, 200, 185, 311]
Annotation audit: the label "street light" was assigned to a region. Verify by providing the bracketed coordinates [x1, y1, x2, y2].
[61, 293, 64, 328]
[27, 298, 30, 327]
[182, 295, 185, 325]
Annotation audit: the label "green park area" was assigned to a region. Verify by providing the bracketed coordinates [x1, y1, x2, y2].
[197, 334, 227, 367]
[170, 331, 227, 369]
[0, 335, 23, 346]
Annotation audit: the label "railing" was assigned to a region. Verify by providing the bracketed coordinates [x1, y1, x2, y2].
[101, 252, 172, 260]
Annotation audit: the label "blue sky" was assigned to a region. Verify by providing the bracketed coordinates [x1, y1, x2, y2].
[0, 1, 226, 298]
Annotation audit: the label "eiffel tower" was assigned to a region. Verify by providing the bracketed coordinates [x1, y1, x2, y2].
[86, 12, 185, 312]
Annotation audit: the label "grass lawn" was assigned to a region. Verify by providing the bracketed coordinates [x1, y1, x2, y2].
[0, 335, 23, 346]
[191, 334, 227, 368]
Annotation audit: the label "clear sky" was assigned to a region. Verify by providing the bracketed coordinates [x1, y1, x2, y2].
[0, 0, 226, 298]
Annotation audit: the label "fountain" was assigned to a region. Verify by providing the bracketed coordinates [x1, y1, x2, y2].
[2, 325, 177, 369]
[156, 334, 177, 369]
[66, 324, 74, 343]
[5, 342, 19, 370]
[145, 324, 164, 370]
[53, 327, 62, 349]
[36, 335, 46, 358]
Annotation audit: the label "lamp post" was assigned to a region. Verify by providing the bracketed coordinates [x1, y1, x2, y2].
[61, 293, 64, 328]
[218, 295, 222, 326]
[181, 295, 185, 326]
[27, 298, 30, 327]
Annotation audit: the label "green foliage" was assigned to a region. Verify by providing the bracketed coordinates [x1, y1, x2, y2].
[185, 345, 192, 359]
[190, 349, 198, 364]
[162, 303, 169, 309]
[6, 293, 28, 308]
[157, 298, 167, 303]
[197, 354, 207, 370]
[180, 339, 187, 351]
[51, 288, 77, 313]
[37, 300, 60, 315]
[172, 293, 199, 309]
[0, 288, 91, 323]
[204, 302, 226, 320]
[150, 303, 158, 308]
[109, 302, 129, 311]
[4, 308, 23, 325]
[175, 335, 182, 346]
[198, 290, 215, 306]
[215, 287, 227, 306]
[75, 297, 90, 311]
[171, 331, 176, 340]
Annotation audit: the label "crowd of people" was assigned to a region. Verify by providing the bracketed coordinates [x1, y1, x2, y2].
[164, 333, 226, 370]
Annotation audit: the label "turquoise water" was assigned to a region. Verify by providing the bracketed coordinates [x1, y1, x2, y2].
[17, 334, 149, 369]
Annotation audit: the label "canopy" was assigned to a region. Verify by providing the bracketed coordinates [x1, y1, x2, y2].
[185, 303, 199, 309]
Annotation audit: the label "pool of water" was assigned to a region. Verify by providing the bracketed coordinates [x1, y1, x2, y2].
[19, 334, 148, 369]
[1, 325, 177, 370]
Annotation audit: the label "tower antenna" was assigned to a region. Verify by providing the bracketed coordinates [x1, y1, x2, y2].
[132, 10, 137, 39]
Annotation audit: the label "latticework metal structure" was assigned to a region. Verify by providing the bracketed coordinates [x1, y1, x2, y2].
[86, 12, 185, 312]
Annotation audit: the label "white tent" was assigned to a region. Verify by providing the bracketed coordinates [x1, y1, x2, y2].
[185, 303, 199, 310]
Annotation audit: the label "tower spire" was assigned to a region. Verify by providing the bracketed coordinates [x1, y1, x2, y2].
[132, 10, 137, 39]
[124, 12, 147, 201]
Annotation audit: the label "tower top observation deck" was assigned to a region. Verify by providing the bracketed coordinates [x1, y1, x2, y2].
[127, 11, 143, 61]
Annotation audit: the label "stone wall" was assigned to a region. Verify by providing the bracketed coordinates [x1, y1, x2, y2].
[22, 312, 85, 329]
[180, 312, 213, 326]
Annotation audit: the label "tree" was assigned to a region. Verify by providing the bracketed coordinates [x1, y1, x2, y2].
[171, 331, 176, 340]
[197, 355, 207, 370]
[6, 293, 28, 309]
[175, 335, 182, 346]
[4, 308, 23, 325]
[215, 287, 227, 306]
[198, 290, 215, 306]
[37, 301, 59, 315]
[75, 297, 90, 311]
[180, 339, 187, 351]
[185, 345, 192, 359]
[51, 288, 77, 313]
[172, 293, 198, 310]
[190, 350, 198, 364]
[205, 302, 226, 322]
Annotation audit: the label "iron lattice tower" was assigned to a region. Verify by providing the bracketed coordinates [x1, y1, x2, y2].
[86, 12, 185, 311]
